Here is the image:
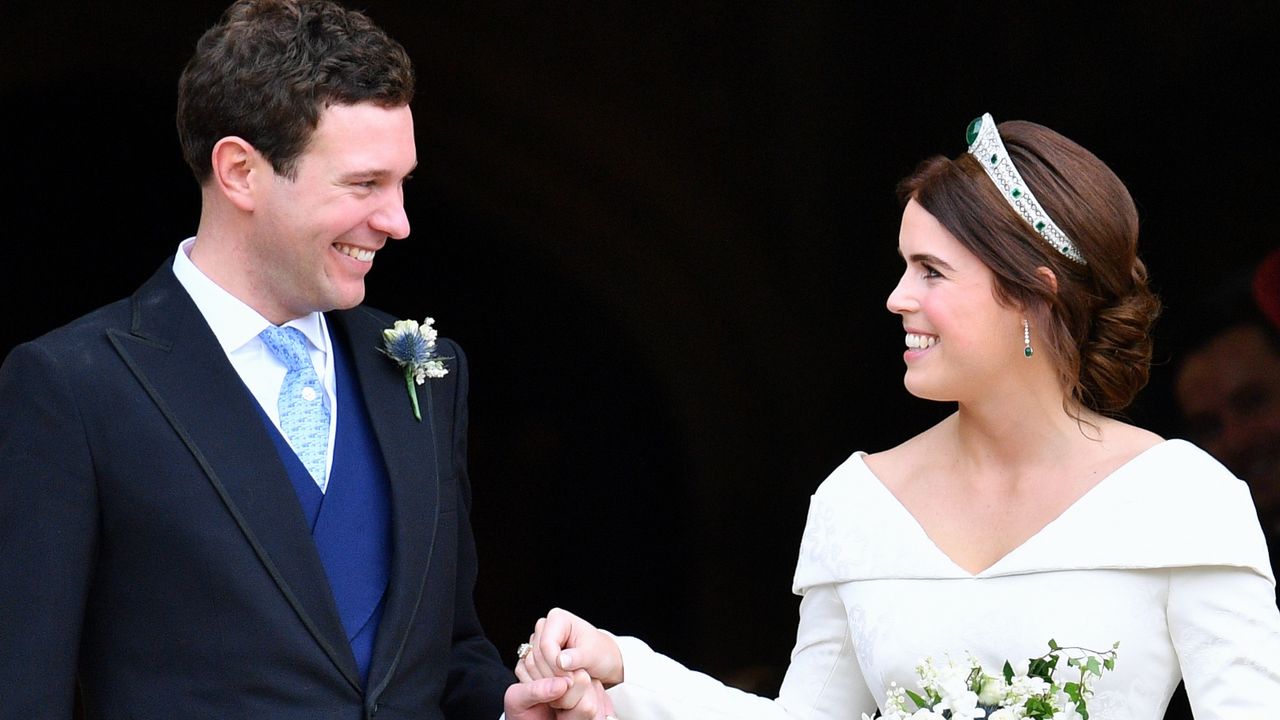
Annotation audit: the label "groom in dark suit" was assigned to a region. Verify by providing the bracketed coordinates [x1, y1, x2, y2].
[0, 2, 574, 718]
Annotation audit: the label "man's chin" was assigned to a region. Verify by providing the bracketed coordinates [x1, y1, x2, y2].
[327, 285, 367, 311]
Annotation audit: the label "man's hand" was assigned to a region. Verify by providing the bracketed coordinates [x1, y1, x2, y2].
[504, 676, 569, 720]
[505, 668, 616, 720]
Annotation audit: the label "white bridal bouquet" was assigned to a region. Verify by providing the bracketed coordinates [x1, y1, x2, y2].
[865, 640, 1118, 720]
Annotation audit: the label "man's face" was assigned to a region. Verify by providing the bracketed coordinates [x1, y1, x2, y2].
[1176, 323, 1280, 517]
[248, 102, 416, 323]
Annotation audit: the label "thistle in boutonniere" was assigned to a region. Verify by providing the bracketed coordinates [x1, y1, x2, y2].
[865, 639, 1118, 720]
[379, 317, 449, 421]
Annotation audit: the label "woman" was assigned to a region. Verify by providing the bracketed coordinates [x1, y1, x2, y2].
[508, 114, 1280, 719]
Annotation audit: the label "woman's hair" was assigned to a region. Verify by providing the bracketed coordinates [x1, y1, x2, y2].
[898, 119, 1160, 416]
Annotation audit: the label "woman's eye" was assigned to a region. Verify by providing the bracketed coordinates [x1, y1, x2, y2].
[922, 265, 942, 279]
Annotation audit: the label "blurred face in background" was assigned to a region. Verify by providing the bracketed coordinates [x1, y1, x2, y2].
[1176, 322, 1280, 520]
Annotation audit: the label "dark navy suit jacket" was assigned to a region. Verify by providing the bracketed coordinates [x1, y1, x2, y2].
[0, 260, 512, 719]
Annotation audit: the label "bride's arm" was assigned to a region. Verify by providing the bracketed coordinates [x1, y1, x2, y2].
[531, 585, 875, 720]
[1169, 565, 1280, 718]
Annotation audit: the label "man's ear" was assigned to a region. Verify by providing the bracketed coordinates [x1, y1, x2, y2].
[209, 136, 266, 212]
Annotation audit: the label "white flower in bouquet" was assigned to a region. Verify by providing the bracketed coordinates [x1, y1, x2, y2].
[869, 640, 1117, 720]
[975, 674, 1007, 707]
[934, 666, 984, 720]
[1051, 703, 1082, 720]
[1005, 672, 1050, 708]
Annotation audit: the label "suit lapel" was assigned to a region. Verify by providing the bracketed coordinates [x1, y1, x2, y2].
[108, 263, 362, 691]
[328, 309, 441, 693]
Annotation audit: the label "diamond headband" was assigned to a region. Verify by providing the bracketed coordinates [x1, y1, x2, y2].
[966, 113, 1086, 265]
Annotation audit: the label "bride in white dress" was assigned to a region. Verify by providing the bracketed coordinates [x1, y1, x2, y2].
[502, 114, 1280, 720]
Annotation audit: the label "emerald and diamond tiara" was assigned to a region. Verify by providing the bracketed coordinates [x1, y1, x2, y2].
[966, 113, 1086, 265]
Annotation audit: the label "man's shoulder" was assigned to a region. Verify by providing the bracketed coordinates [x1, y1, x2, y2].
[0, 296, 136, 392]
[19, 297, 134, 354]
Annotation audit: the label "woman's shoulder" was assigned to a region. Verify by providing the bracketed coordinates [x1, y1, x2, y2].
[1040, 437, 1272, 579]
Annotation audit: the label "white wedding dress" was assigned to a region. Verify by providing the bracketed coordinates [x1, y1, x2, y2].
[607, 440, 1280, 719]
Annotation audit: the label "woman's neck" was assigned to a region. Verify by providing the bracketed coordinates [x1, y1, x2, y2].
[944, 387, 1099, 490]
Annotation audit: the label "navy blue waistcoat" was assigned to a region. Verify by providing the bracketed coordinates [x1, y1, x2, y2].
[259, 332, 393, 687]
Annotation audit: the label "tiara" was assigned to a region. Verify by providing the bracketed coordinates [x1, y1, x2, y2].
[966, 113, 1086, 265]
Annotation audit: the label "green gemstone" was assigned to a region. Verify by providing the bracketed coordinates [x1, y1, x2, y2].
[990, 153, 999, 165]
[1011, 188, 1022, 198]
[1035, 220, 1046, 231]
[1024, 346, 1034, 358]
[966, 117, 982, 145]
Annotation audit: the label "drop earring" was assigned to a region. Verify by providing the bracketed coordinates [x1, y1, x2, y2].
[1023, 319, 1033, 358]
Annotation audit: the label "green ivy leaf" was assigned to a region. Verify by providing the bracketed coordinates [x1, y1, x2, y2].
[1024, 696, 1055, 718]
[1029, 656, 1057, 682]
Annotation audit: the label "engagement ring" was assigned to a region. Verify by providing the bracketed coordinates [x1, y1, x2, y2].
[517, 642, 533, 660]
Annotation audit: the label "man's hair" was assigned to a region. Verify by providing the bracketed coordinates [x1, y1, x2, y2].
[176, 0, 414, 183]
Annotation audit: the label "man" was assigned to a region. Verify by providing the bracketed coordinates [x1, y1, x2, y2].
[1173, 266, 1280, 585]
[0, 2, 567, 717]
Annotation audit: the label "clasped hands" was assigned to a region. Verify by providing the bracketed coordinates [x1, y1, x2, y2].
[503, 608, 624, 720]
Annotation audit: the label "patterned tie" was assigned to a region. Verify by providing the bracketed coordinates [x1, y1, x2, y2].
[259, 326, 330, 491]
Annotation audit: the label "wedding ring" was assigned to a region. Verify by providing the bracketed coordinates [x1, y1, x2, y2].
[516, 642, 533, 660]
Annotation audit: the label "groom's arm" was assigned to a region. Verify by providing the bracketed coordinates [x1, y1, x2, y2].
[437, 341, 517, 719]
[0, 340, 99, 719]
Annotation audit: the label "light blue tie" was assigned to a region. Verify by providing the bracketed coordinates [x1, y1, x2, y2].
[260, 326, 330, 491]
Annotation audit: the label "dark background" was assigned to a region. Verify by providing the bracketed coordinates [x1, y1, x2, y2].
[3, 0, 1277, 690]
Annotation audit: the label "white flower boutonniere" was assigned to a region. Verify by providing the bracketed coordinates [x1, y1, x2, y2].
[865, 640, 1118, 720]
[379, 317, 450, 421]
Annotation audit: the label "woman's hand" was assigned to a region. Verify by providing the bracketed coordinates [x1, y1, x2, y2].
[513, 608, 624, 718]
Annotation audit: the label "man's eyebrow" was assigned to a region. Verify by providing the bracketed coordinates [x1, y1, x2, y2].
[339, 163, 418, 181]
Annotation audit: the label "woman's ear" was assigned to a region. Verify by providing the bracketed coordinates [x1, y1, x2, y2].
[1035, 266, 1059, 295]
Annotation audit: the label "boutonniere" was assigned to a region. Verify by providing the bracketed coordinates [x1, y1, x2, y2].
[866, 639, 1118, 720]
[379, 317, 450, 421]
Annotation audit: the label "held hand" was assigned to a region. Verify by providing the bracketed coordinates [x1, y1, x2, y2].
[517, 608, 624, 688]
[508, 665, 616, 720]
[503, 677, 570, 720]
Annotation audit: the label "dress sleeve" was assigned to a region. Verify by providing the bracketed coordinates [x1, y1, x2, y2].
[1168, 565, 1280, 718]
[607, 583, 875, 720]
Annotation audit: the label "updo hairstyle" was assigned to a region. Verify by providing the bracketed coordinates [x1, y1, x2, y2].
[897, 119, 1161, 416]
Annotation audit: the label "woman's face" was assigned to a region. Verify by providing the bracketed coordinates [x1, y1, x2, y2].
[886, 199, 1025, 402]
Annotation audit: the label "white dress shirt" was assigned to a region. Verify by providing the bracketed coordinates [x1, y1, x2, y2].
[171, 237, 338, 492]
